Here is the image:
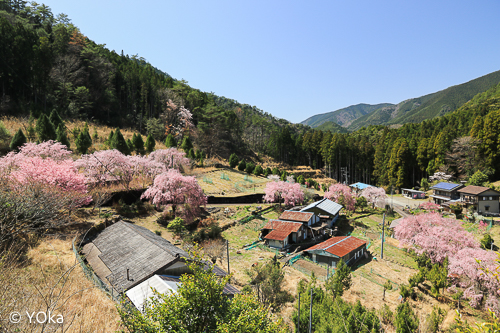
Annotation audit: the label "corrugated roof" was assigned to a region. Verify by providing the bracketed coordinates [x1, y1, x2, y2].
[401, 188, 425, 193]
[349, 182, 374, 190]
[304, 236, 366, 258]
[458, 185, 498, 195]
[127, 274, 240, 311]
[264, 230, 291, 241]
[431, 182, 463, 191]
[301, 198, 343, 216]
[262, 219, 303, 232]
[91, 221, 189, 292]
[279, 211, 314, 222]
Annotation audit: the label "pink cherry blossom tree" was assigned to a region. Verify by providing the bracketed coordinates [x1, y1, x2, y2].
[418, 201, 441, 211]
[129, 155, 166, 187]
[149, 148, 191, 170]
[0, 140, 72, 173]
[141, 169, 207, 223]
[10, 157, 91, 207]
[360, 187, 386, 208]
[394, 213, 479, 264]
[263, 180, 304, 207]
[324, 183, 355, 212]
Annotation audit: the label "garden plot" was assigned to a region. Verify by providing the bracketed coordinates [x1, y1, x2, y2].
[196, 169, 269, 196]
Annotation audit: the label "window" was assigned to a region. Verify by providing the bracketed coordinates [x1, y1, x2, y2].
[490, 197, 493, 201]
[483, 197, 487, 201]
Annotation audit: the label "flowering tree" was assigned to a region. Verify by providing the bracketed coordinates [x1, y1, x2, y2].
[360, 187, 386, 208]
[418, 201, 441, 211]
[129, 155, 166, 187]
[76, 149, 136, 191]
[395, 212, 500, 311]
[325, 184, 355, 212]
[0, 140, 72, 173]
[141, 169, 207, 222]
[149, 148, 191, 170]
[263, 181, 304, 207]
[395, 213, 478, 264]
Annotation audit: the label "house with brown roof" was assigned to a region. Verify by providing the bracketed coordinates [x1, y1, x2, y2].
[279, 211, 318, 226]
[261, 220, 305, 249]
[458, 185, 500, 215]
[303, 236, 367, 267]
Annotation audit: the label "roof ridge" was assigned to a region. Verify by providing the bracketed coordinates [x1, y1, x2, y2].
[121, 221, 178, 256]
[323, 236, 351, 251]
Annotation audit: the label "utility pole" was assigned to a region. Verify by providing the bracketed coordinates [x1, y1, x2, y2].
[381, 213, 385, 259]
[297, 292, 300, 332]
[226, 239, 230, 275]
[309, 288, 314, 333]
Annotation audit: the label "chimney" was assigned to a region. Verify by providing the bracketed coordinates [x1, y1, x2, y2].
[127, 268, 130, 281]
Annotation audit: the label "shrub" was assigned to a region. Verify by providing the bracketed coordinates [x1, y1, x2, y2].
[253, 165, 263, 176]
[229, 153, 239, 168]
[238, 160, 246, 171]
[245, 162, 255, 174]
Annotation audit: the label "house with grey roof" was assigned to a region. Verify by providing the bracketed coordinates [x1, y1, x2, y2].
[430, 182, 464, 207]
[301, 198, 343, 227]
[81, 221, 237, 299]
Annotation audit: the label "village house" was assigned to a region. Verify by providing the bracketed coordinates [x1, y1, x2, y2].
[81, 221, 238, 305]
[457, 185, 500, 215]
[300, 198, 343, 227]
[401, 188, 426, 199]
[429, 182, 464, 207]
[261, 219, 305, 249]
[303, 236, 367, 267]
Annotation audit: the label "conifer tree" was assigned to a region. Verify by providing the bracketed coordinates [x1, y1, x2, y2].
[238, 160, 246, 171]
[10, 128, 27, 151]
[112, 129, 130, 155]
[107, 130, 114, 147]
[188, 148, 195, 160]
[75, 127, 92, 154]
[132, 133, 145, 155]
[126, 139, 134, 155]
[181, 136, 193, 152]
[36, 114, 57, 142]
[49, 109, 64, 130]
[56, 123, 71, 149]
[165, 133, 176, 148]
[229, 153, 239, 168]
[145, 133, 155, 153]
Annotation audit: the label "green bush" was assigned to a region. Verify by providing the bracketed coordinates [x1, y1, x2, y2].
[238, 160, 246, 171]
[245, 162, 255, 174]
[229, 153, 239, 168]
[253, 165, 263, 176]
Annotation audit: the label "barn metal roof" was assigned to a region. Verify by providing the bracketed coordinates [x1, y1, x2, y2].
[264, 230, 292, 241]
[349, 182, 374, 190]
[301, 198, 343, 216]
[304, 236, 366, 258]
[430, 182, 463, 191]
[279, 211, 314, 222]
[262, 220, 303, 232]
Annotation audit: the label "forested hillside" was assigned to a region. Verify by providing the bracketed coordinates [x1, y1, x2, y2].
[348, 70, 500, 130]
[301, 103, 392, 128]
[2, 1, 500, 191]
[0, 1, 309, 159]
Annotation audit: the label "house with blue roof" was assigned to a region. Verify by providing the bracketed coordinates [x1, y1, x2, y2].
[430, 182, 464, 207]
[349, 182, 374, 191]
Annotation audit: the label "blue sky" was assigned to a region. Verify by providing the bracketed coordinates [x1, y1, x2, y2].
[44, 0, 500, 123]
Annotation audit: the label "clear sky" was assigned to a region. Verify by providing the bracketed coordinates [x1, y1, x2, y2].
[43, 0, 500, 123]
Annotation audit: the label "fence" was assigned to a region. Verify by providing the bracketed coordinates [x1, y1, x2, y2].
[72, 237, 123, 304]
[220, 173, 230, 180]
[203, 176, 213, 184]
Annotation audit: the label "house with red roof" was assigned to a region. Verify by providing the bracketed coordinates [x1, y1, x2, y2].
[261, 219, 305, 249]
[303, 236, 367, 267]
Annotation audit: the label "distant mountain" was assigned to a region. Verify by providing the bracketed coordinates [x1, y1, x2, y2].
[302, 70, 500, 132]
[301, 103, 393, 128]
[348, 69, 500, 131]
[315, 121, 350, 133]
